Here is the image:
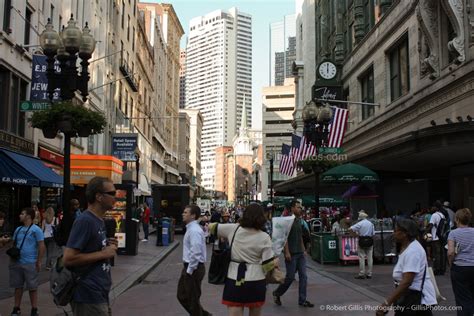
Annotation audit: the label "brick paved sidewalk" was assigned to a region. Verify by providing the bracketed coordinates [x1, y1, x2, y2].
[0, 231, 178, 316]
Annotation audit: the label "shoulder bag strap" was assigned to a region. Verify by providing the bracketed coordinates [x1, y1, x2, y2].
[228, 226, 240, 258]
[18, 224, 33, 250]
[420, 264, 427, 292]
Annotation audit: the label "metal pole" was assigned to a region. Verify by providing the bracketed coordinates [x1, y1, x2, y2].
[314, 98, 380, 107]
[269, 155, 274, 204]
[61, 134, 72, 240]
[255, 170, 258, 201]
[314, 171, 320, 218]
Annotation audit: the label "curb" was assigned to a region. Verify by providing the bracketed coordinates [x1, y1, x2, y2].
[109, 241, 180, 301]
[306, 259, 386, 303]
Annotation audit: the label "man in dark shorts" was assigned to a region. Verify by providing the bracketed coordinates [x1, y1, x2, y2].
[63, 177, 118, 316]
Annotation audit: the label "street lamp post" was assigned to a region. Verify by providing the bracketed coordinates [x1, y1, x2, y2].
[301, 100, 333, 218]
[39, 15, 96, 242]
[269, 152, 274, 204]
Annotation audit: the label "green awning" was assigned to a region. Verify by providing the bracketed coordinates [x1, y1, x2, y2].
[321, 163, 379, 183]
[300, 195, 348, 207]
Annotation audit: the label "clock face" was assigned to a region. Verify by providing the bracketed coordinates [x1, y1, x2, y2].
[319, 61, 337, 80]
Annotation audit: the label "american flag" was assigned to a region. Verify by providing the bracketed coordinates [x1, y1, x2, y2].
[279, 144, 293, 176]
[290, 134, 302, 165]
[298, 135, 317, 161]
[327, 107, 349, 148]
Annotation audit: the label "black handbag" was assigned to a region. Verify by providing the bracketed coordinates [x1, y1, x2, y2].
[394, 265, 427, 315]
[358, 236, 374, 248]
[6, 225, 33, 260]
[208, 226, 239, 285]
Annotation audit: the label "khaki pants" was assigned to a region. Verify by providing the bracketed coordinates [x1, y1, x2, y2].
[358, 246, 373, 276]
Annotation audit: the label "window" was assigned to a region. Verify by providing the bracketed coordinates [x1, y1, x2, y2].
[364, 0, 375, 34]
[360, 66, 374, 120]
[127, 15, 130, 41]
[3, 0, 12, 32]
[132, 26, 135, 50]
[50, 4, 55, 27]
[389, 36, 410, 101]
[24, 8, 32, 47]
[122, 2, 125, 28]
[0, 68, 27, 136]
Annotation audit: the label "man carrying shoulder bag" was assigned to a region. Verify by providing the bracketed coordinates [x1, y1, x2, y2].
[7, 207, 46, 316]
[350, 210, 375, 280]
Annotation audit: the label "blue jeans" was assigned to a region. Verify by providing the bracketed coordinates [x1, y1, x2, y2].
[273, 253, 307, 305]
[143, 223, 149, 239]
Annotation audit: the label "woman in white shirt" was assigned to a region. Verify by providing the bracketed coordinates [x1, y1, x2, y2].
[376, 219, 437, 316]
[41, 207, 58, 270]
[210, 204, 278, 316]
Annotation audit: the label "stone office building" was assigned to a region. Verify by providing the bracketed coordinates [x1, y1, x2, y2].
[295, 0, 474, 212]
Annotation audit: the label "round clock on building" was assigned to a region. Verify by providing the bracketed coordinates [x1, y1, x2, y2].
[318, 61, 337, 80]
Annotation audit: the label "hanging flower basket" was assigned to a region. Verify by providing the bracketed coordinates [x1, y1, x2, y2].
[29, 101, 106, 136]
[297, 156, 341, 174]
[42, 127, 58, 139]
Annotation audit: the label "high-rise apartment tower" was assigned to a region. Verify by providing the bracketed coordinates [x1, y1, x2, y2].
[185, 8, 252, 191]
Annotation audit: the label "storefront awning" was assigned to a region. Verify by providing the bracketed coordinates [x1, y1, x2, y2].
[0, 148, 63, 187]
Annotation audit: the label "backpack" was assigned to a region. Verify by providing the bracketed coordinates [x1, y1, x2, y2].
[50, 255, 89, 306]
[436, 213, 450, 242]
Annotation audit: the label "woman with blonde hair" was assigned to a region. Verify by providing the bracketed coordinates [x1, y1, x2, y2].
[41, 207, 58, 270]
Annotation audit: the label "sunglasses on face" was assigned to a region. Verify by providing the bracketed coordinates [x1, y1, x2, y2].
[102, 191, 117, 197]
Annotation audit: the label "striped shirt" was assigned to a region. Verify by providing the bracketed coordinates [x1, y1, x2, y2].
[448, 227, 474, 266]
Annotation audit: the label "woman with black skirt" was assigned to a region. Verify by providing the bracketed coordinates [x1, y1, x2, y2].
[210, 204, 278, 316]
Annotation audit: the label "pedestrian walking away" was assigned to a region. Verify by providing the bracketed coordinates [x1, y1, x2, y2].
[142, 202, 150, 241]
[8, 207, 46, 316]
[447, 208, 474, 316]
[63, 177, 118, 316]
[376, 219, 437, 316]
[350, 210, 375, 279]
[427, 205, 448, 275]
[177, 205, 212, 316]
[209, 204, 279, 316]
[272, 200, 314, 308]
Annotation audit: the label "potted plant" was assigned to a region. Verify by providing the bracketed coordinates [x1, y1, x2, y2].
[29, 101, 106, 137]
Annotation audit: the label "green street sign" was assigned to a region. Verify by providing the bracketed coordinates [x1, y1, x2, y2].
[319, 147, 344, 154]
[20, 101, 51, 112]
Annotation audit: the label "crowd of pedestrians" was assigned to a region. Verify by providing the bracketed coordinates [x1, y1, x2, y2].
[2, 178, 473, 316]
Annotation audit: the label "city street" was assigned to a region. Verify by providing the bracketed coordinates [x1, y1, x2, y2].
[112, 235, 460, 316]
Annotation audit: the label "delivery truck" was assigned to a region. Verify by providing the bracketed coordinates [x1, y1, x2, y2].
[151, 184, 190, 233]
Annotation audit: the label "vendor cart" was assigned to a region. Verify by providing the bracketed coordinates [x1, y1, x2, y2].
[338, 235, 359, 264]
[311, 232, 339, 264]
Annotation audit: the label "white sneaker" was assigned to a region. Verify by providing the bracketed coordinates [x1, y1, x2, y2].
[142, 239, 148, 242]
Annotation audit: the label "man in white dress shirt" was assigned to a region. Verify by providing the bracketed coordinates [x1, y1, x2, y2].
[177, 205, 211, 316]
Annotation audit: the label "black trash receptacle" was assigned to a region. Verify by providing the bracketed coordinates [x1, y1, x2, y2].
[156, 218, 163, 246]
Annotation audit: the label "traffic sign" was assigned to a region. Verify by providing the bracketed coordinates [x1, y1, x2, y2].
[319, 147, 344, 154]
[20, 101, 51, 111]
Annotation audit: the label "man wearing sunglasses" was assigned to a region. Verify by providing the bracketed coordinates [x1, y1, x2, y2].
[64, 177, 118, 316]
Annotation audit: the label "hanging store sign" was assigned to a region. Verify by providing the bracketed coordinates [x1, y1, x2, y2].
[0, 131, 34, 155]
[112, 133, 138, 162]
[312, 85, 343, 103]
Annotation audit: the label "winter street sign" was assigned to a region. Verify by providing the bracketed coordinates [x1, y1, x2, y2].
[19, 101, 51, 111]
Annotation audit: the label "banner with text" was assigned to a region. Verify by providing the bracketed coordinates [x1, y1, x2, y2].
[31, 54, 61, 101]
[112, 133, 138, 161]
